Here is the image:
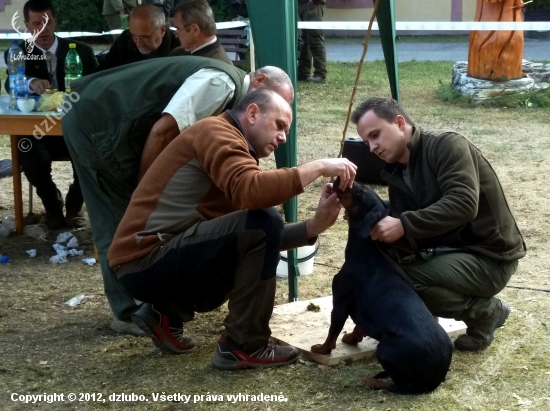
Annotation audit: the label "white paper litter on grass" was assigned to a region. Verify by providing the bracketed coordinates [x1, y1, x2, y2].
[50, 234, 84, 263]
[52, 243, 68, 257]
[26, 249, 37, 258]
[82, 258, 96, 266]
[55, 232, 74, 244]
[49, 254, 68, 264]
[64, 293, 86, 307]
[67, 236, 79, 248]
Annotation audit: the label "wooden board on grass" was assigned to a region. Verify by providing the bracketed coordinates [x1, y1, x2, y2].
[270, 296, 467, 366]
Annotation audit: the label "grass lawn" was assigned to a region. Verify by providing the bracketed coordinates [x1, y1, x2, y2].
[0, 61, 549, 411]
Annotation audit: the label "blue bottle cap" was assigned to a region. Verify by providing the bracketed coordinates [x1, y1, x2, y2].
[0, 255, 8, 263]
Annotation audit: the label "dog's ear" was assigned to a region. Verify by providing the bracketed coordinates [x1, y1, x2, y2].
[356, 188, 388, 239]
[357, 220, 372, 239]
[358, 211, 379, 239]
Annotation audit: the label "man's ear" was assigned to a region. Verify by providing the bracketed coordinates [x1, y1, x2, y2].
[396, 115, 406, 130]
[245, 103, 260, 125]
[159, 25, 167, 37]
[252, 73, 267, 87]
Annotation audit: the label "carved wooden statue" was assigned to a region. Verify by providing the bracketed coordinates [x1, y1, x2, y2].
[468, 0, 524, 80]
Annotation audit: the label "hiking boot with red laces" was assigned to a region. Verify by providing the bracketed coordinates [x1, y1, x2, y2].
[454, 299, 510, 352]
[132, 303, 196, 354]
[211, 335, 299, 370]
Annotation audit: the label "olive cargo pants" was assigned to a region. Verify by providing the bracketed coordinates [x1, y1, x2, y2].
[395, 251, 517, 322]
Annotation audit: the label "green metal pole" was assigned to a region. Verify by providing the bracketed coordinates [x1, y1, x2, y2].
[376, 0, 400, 100]
[246, 0, 299, 301]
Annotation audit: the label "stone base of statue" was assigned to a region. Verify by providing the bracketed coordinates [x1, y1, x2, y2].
[452, 60, 550, 101]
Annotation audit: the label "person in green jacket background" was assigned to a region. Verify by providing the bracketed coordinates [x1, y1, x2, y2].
[352, 97, 527, 352]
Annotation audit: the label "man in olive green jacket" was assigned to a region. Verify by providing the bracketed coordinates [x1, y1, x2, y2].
[352, 97, 526, 352]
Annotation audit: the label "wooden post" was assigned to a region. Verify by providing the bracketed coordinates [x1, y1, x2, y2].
[468, 0, 525, 81]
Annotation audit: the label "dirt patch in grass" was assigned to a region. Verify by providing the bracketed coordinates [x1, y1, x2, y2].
[1, 61, 549, 410]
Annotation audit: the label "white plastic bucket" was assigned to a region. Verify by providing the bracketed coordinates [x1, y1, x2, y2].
[276, 242, 318, 278]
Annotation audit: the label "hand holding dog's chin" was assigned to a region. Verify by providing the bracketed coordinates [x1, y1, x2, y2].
[306, 188, 342, 238]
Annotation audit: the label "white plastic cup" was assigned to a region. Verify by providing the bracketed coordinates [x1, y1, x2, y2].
[17, 97, 36, 113]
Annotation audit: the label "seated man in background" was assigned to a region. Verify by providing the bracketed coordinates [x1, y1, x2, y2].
[62, 56, 293, 336]
[351, 97, 527, 352]
[3, 0, 97, 229]
[169, 0, 233, 65]
[95, 4, 179, 72]
[108, 89, 357, 368]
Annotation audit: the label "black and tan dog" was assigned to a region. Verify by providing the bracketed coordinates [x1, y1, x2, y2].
[311, 179, 453, 394]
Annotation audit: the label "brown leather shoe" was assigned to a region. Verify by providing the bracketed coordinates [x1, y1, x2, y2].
[454, 299, 510, 352]
[40, 211, 66, 230]
[66, 210, 86, 228]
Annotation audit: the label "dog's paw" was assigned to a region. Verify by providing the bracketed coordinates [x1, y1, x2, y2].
[311, 344, 332, 354]
[363, 377, 396, 391]
[342, 332, 363, 345]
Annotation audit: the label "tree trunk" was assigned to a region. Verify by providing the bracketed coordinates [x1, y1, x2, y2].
[467, 0, 524, 80]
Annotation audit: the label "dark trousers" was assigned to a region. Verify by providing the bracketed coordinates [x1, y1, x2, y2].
[298, 2, 327, 79]
[19, 136, 83, 216]
[62, 114, 140, 322]
[119, 208, 284, 351]
[394, 251, 518, 322]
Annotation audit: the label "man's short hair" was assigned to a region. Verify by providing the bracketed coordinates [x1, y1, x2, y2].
[351, 97, 414, 126]
[233, 89, 283, 114]
[174, 0, 216, 37]
[130, 4, 166, 28]
[24, 0, 55, 21]
[252, 66, 294, 99]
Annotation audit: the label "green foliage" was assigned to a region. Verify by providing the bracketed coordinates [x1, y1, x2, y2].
[435, 82, 473, 104]
[52, 0, 107, 33]
[479, 89, 550, 108]
[207, 0, 229, 21]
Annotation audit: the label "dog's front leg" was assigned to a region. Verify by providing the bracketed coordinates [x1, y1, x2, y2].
[311, 303, 349, 354]
[342, 324, 364, 345]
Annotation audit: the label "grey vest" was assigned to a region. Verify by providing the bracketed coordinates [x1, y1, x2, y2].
[67, 56, 246, 181]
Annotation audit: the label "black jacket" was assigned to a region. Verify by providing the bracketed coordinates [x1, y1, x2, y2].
[4, 37, 98, 93]
[95, 29, 179, 72]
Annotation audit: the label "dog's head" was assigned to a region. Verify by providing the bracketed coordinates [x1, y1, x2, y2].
[334, 177, 389, 239]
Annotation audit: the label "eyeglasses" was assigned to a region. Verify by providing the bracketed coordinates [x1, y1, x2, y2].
[130, 26, 160, 42]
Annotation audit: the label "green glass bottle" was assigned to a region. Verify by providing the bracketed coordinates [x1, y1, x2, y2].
[64, 43, 82, 93]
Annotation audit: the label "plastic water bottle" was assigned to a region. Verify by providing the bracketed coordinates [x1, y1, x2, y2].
[14, 67, 28, 102]
[7, 40, 25, 108]
[0, 215, 15, 238]
[64, 43, 82, 92]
